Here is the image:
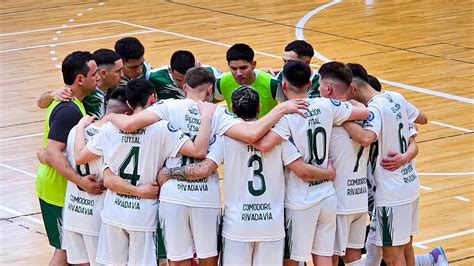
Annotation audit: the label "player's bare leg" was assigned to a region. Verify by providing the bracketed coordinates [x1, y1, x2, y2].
[198, 256, 217, 266]
[49, 249, 67, 266]
[404, 237, 416, 266]
[312, 254, 332, 266]
[382, 246, 406, 266]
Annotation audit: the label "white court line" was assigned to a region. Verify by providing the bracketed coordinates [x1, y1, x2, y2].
[114, 20, 282, 60]
[430, 121, 473, 133]
[0, 133, 44, 142]
[0, 162, 36, 178]
[413, 229, 474, 249]
[453, 196, 471, 202]
[0, 20, 117, 37]
[0, 19, 471, 133]
[418, 172, 474, 176]
[0, 205, 43, 225]
[295, 1, 474, 105]
[420, 185, 432, 191]
[0, 30, 154, 53]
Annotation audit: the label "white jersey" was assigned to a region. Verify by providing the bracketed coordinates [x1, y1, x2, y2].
[364, 91, 420, 207]
[87, 120, 189, 231]
[208, 134, 301, 242]
[329, 126, 369, 214]
[272, 98, 352, 210]
[63, 124, 105, 236]
[147, 98, 240, 208]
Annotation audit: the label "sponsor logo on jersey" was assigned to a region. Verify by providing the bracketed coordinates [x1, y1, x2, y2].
[368, 111, 375, 121]
[330, 99, 341, 106]
[209, 134, 217, 145]
[167, 122, 178, 132]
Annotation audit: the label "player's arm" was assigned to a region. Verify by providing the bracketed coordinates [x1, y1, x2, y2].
[156, 159, 219, 186]
[74, 116, 100, 165]
[252, 131, 284, 153]
[287, 159, 336, 181]
[381, 136, 418, 171]
[414, 110, 428, 125]
[37, 87, 73, 109]
[225, 99, 308, 143]
[103, 168, 159, 199]
[347, 100, 369, 121]
[107, 109, 161, 132]
[342, 121, 377, 148]
[43, 140, 104, 194]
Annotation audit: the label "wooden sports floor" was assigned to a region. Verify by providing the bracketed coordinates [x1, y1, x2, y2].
[0, 0, 472, 265]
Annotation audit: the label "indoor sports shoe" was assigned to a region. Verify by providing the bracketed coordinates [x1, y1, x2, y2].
[430, 246, 449, 266]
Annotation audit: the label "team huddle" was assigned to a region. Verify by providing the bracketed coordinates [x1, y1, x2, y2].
[35, 38, 448, 266]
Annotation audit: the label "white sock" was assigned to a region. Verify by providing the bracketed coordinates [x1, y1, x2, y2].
[365, 242, 383, 266]
[415, 253, 434, 266]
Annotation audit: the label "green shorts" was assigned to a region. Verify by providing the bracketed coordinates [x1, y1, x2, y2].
[156, 220, 167, 259]
[39, 198, 63, 249]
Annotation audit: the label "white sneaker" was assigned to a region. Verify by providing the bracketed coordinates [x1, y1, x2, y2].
[430, 246, 449, 266]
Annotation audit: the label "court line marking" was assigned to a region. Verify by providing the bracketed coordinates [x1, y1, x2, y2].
[0, 20, 118, 37]
[0, 205, 44, 225]
[0, 19, 471, 134]
[0, 30, 155, 53]
[420, 185, 432, 191]
[453, 196, 471, 202]
[0, 162, 36, 178]
[295, 1, 474, 105]
[0, 133, 44, 142]
[413, 229, 474, 249]
[418, 172, 474, 176]
[430, 121, 473, 133]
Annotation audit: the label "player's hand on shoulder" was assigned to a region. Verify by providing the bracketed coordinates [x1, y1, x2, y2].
[78, 115, 96, 128]
[278, 99, 309, 117]
[80, 175, 105, 195]
[138, 181, 160, 199]
[262, 67, 279, 76]
[198, 101, 216, 118]
[51, 87, 74, 102]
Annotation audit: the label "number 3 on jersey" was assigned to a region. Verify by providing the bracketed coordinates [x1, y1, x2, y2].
[119, 146, 141, 186]
[247, 154, 266, 196]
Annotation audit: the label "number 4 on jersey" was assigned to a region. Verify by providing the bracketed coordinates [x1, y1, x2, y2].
[119, 146, 141, 186]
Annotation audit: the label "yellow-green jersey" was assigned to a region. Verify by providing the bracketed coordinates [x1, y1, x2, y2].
[36, 99, 86, 207]
[215, 69, 279, 118]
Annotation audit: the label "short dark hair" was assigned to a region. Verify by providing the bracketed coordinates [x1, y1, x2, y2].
[231, 86, 259, 120]
[185, 67, 215, 88]
[284, 40, 314, 58]
[108, 87, 127, 103]
[93, 49, 121, 68]
[170, 50, 196, 75]
[368, 75, 382, 92]
[347, 63, 369, 83]
[114, 37, 145, 61]
[283, 60, 311, 89]
[125, 78, 155, 109]
[226, 43, 254, 63]
[318, 61, 353, 87]
[106, 87, 131, 114]
[62, 51, 94, 85]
